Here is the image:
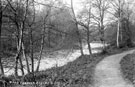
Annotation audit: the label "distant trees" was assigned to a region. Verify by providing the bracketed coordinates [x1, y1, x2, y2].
[109, 0, 134, 48]
[72, 0, 134, 50]
[122, 1, 133, 47]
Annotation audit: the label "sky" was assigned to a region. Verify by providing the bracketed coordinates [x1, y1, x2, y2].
[35, 0, 135, 20]
[63, 0, 81, 7]
[63, 0, 83, 13]
[35, 0, 82, 14]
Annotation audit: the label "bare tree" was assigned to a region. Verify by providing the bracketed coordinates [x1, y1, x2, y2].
[92, 0, 109, 50]
[86, 3, 92, 56]
[71, 0, 84, 56]
[27, 0, 35, 73]
[36, 8, 51, 71]
[77, 0, 93, 56]
[6, 0, 30, 76]
[109, 0, 126, 48]
[22, 42, 30, 73]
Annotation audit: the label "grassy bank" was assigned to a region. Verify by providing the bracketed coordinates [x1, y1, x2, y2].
[120, 51, 135, 85]
[22, 54, 106, 87]
[3, 53, 107, 87]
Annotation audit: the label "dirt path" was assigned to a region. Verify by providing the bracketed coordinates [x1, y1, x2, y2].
[94, 50, 135, 87]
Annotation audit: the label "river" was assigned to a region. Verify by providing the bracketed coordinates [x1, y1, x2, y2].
[4, 42, 106, 76]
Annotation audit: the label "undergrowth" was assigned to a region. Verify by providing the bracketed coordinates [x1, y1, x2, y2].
[120, 51, 135, 84]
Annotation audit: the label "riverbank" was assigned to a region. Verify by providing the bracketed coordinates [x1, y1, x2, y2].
[4, 47, 134, 87]
[7, 53, 107, 87]
[2, 42, 104, 76]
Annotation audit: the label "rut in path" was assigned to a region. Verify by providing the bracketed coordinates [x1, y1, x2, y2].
[94, 50, 135, 87]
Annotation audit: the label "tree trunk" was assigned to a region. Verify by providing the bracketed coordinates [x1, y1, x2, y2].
[15, 24, 24, 76]
[75, 23, 84, 56]
[36, 24, 46, 72]
[14, 44, 22, 76]
[116, 0, 122, 48]
[19, 24, 24, 76]
[30, 27, 34, 72]
[87, 4, 92, 56]
[100, 25, 106, 51]
[22, 42, 30, 73]
[48, 28, 51, 48]
[117, 18, 120, 48]
[0, 59, 4, 75]
[0, 1, 4, 75]
[71, 0, 84, 56]
[120, 27, 123, 43]
[86, 28, 92, 56]
[126, 20, 132, 47]
[15, 53, 19, 76]
[19, 55, 24, 75]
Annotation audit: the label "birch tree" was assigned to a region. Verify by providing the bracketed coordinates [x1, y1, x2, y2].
[6, 0, 30, 76]
[109, 0, 126, 48]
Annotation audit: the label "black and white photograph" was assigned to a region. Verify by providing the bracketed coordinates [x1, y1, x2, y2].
[0, 0, 135, 87]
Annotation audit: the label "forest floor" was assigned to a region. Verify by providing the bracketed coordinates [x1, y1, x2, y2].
[94, 49, 135, 87]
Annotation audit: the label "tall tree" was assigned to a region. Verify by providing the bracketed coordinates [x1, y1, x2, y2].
[109, 0, 126, 48]
[27, 0, 35, 73]
[71, 0, 84, 56]
[23, 0, 36, 73]
[36, 6, 51, 71]
[86, 2, 92, 56]
[92, 0, 109, 50]
[6, 0, 30, 76]
[77, 0, 93, 56]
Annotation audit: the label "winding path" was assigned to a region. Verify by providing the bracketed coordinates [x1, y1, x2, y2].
[94, 50, 135, 87]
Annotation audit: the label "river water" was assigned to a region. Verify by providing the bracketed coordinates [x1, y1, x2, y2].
[4, 42, 105, 76]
